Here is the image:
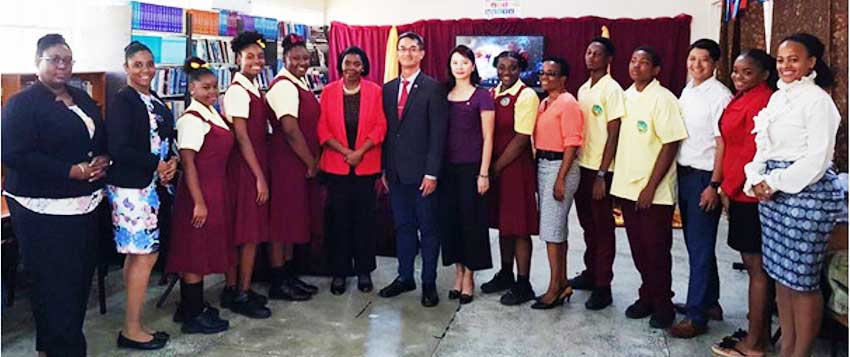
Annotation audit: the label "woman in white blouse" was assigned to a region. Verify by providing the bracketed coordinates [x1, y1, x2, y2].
[671, 39, 732, 338]
[743, 33, 844, 357]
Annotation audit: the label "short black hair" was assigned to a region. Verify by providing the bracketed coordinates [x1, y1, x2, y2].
[183, 56, 214, 83]
[124, 41, 152, 63]
[398, 31, 424, 48]
[633, 46, 661, 67]
[781, 32, 834, 88]
[492, 51, 529, 71]
[337, 46, 371, 76]
[231, 31, 265, 55]
[689, 38, 721, 62]
[589, 37, 615, 57]
[542, 56, 570, 78]
[282, 33, 307, 55]
[36, 33, 69, 57]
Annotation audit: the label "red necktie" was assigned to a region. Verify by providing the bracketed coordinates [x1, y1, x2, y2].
[397, 79, 410, 120]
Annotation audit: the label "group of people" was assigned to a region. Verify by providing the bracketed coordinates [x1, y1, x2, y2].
[1, 27, 843, 357]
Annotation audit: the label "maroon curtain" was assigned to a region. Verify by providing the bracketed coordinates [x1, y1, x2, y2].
[329, 15, 692, 95]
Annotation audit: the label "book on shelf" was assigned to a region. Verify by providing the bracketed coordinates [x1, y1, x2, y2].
[304, 68, 327, 93]
[256, 66, 275, 90]
[193, 39, 234, 64]
[131, 1, 183, 33]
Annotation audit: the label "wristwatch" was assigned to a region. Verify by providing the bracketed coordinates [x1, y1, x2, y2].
[709, 181, 721, 190]
[596, 170, 607, 179]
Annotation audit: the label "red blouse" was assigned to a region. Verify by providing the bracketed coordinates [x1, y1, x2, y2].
[719, 82, 773, 202]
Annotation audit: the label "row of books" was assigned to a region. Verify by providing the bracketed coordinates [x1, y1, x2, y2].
[193, 39, 236, 65]
[279, 23, 311, 40]
[304, 68, 328, 93]
[131, 1, 183, 33]
[256, 66, 276, 91]
[187, 9, 219, 36]
[152, 66, 235, 97]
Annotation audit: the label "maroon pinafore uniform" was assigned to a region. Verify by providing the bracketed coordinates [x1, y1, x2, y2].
[268, 76, 324, 244]
[167, 110, 236, 274]
[226, 82, 272, 245]
[488, 86, 539, 236]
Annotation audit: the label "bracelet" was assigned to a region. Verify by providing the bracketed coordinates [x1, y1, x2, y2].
[478, 175, 489, 179]
[77, 163, 86, 175]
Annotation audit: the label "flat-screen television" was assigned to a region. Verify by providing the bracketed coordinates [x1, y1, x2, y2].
[455, 35, 545, 88]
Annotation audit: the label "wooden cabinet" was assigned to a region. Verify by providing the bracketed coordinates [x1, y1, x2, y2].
[1, 72, 108, 118]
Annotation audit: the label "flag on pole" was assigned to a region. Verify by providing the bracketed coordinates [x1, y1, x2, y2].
[383, 26, 399, 83]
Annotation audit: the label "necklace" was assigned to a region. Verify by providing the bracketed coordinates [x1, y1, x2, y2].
[343, 84, 361, 95]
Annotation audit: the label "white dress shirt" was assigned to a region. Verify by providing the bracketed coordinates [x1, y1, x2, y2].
[744, 71, 841, 195]
[677, 76, 732, 171]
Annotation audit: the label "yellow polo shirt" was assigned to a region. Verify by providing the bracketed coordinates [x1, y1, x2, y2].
[610, 79, 688, 205]
[493, 80, 539, 135]
[577, 74, 626, 171]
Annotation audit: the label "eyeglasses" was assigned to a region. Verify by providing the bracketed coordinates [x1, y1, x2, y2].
[40, 56, 75, 66]
[538, 71, 561, 77]
[397, 47, 421, 54]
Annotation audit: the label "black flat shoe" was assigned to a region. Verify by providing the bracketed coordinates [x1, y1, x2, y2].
[220, 286, 238, 309]
[173, 302, 219, 323]
[357, 274, 373, 293]
[117, 332, 167, 350]
[269, 282, 312, 301]
[500, 281, 535, 306]
[181, 308, 229, 334]
[625, 300, 654, 319]
[246, 289, 269, 306]
[448, 289, 461, 300]
[331, 277, 347, 295]
[152, 331, 170, 340]
[481, 270, 515, 294]
[459, 293, 474, 305]
[585, 287, 613, 311]
[421, 286, 439, 307]
[379, 277, 416, 298]
[291, 277, 318, 295]
[227, 292, 272, 319]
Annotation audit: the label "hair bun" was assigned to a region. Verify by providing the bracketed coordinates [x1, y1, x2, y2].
[183, 56, 210, 72]
[282, 33, 306, 54]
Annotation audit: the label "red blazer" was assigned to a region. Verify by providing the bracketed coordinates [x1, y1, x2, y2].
[318, 79, 387, 176]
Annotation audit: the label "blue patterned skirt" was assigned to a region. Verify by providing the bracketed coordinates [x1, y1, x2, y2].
[107, 182, 162, 254]
[760, 160, 847, 291]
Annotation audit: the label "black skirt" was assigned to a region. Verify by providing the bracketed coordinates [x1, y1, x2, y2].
[727, 200, 762, 254]
[438, 162, 492, 271]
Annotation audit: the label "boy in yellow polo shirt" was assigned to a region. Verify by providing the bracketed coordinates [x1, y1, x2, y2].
[610, 46, 688, 329]
[570, 37, 625, 311]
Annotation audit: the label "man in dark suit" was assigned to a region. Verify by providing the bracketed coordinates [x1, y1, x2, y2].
[378, 31, 448, 307]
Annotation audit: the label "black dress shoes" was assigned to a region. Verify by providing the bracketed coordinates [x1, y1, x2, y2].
[173, 302, 219, 323]
[331, 277, 347, 295]
[625, 300, 654, 319]
[481, 270, 515, 294]
[269, 282, 312, 301]
[499, 281, 535, 306]
[181, 307, 229, 334]
[290, 277, 319, 295]
[448, 289, 461, 300]
[379, 277, 416, 298]
[649, 307, 675, 329]
[568, 271, 594, 291]
[228, 292, 272, 319]
[357, 274, 373, 293]
[421, 285, 439, 307]
[117, 332, 167, 350]
[459, 293, 473, 305]
[585, 287, 613, 310]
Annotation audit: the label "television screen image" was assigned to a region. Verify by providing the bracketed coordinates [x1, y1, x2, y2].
[455, 35, 544, 88]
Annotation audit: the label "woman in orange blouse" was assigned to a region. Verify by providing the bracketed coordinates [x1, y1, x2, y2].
[532, 57, 584, 309]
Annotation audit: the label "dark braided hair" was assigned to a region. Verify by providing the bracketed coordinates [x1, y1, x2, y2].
[183, 56, 214, 83]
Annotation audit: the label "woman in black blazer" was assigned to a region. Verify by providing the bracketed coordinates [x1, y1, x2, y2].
[1, 34, 109, 357]
[105, 41, 177, 350]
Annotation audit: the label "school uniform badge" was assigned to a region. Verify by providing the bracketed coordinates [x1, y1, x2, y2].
[499, 97, 511, 107]
[637, 120, 648, 133]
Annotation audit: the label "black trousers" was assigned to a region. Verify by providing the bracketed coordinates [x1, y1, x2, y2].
[438, 162, 492, 271]
[8, 198, 98, 357]
[324, 173, 378, 277]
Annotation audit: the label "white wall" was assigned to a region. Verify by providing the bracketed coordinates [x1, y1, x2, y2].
[0, 0, 325, 73]
[326, 0, 722, 43]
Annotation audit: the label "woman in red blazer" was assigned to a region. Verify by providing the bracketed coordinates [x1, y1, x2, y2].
[318, 46, 387, 295]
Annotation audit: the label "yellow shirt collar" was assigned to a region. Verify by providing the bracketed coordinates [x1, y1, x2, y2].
[277, 67, 310, 92]
[494, 79, 525, 97]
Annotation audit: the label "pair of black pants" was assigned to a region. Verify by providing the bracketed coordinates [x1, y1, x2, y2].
[8, 198, 98, 356]
[438, 163, 492, 271]
[325, 174, 378, 277]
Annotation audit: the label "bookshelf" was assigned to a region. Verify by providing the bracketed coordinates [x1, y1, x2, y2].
[1, 72, 108, 118]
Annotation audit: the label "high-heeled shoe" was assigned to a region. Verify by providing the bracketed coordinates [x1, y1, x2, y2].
[448, 289, 461, 300]
[530, 285, 573, 310]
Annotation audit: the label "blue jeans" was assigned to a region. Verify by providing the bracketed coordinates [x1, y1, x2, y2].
[677, 167, 721, 326]
[388, 180, 440, 286]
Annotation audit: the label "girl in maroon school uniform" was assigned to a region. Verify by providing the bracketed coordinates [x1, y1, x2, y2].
[167, 57, 234, 334]
[265, 33, 321, 300]
[219, 31, 273, 318]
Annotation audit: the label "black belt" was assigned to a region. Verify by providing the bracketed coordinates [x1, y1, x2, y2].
[537, 150, 564, 161]
[677, 164, 711, 176]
